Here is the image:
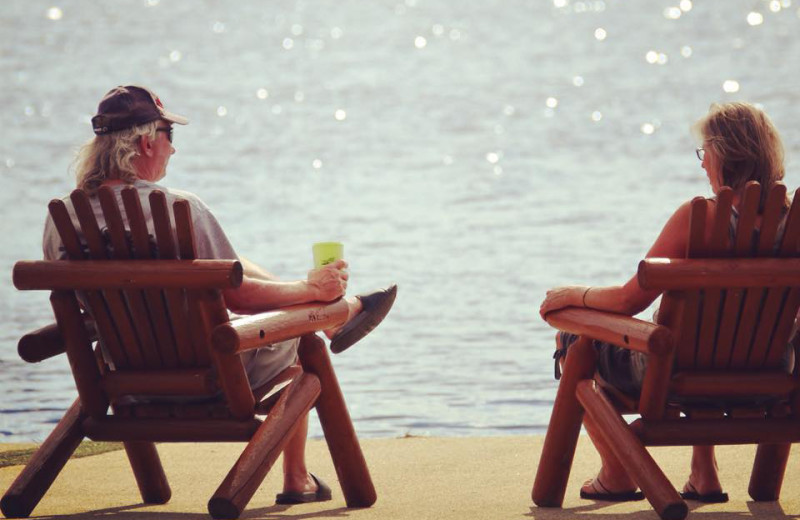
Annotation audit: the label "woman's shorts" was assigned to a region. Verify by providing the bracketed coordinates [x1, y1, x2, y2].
[555, 332, 647, 397]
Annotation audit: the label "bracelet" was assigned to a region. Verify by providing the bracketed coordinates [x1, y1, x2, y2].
[582, 287, 591, 308]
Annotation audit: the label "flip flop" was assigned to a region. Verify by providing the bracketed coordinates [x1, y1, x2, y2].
[579, 477, 645, 502]
[680, 483, 729, 503]
[275, 473, 332, 504]
[329, 284, 397, 354]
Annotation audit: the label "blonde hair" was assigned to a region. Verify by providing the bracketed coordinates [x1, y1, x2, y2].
[73, 121, 158, 194]
[693, 102, 785, 210]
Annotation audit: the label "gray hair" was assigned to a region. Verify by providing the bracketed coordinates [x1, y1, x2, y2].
[73, 121, 158, 194]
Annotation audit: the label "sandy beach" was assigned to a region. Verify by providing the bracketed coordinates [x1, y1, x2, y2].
[1, 435, 798, 519]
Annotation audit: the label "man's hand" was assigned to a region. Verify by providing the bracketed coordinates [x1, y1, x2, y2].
[307, 259, 349, 302]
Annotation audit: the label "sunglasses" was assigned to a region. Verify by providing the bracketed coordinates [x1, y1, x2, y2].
[156, 127, 173, 143]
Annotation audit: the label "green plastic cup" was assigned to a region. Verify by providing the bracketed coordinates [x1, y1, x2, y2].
[312, 242, 344, 268]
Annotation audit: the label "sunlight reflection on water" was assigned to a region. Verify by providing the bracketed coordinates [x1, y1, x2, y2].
[1, 0, 800, 442]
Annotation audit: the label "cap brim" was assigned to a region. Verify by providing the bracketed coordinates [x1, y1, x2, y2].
[160, 109, 189, 125]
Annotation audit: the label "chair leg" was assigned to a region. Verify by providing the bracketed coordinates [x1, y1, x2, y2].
[576, 381, 687, 520]
[208, 373, 321, 520]
[749, 443, 791, 501]
[123, 441, 171, 504]
[298, 334, 377, 508]
[532, 336, 597, 507]
[1, 399, 85, 518]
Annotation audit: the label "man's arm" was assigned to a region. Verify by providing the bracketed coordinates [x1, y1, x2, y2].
[239, 256, 279, 281]
[223, 259, 349, 314]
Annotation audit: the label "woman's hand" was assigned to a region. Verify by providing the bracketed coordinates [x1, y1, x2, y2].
[539, 285, 588, 319]
[307, 259, 349, 302]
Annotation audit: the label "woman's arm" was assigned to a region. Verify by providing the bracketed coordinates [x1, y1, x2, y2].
[540, 199, 694, 318]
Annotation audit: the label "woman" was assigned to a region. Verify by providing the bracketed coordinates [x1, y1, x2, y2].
[539, 102, 788, 503]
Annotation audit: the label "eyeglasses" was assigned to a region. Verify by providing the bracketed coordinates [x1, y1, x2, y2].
[695, 147, 705, 161]
[156, 127, 173, 143]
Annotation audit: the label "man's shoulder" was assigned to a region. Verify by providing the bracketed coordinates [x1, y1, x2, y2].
[134, 180, 212, 213]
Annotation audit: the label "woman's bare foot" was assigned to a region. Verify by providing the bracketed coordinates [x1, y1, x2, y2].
[580, 467, 638, 497]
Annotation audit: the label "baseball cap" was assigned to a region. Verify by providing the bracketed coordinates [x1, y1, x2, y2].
[91, 85, 189, 136]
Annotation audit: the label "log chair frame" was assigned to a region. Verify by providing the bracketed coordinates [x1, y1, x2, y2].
[533, 183, 800, 520]
[2, 187, 376, 520]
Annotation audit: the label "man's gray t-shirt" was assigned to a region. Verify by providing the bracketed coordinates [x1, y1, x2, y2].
[43, 179, 238, 262]
[42, 179, 297, 390]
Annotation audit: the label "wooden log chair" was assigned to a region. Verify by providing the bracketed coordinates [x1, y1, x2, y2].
[1, 186, 376, 519]
[532, 182, 800, 520]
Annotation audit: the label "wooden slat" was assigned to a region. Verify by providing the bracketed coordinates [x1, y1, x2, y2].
[729, 184, 764, 368]
[14, 260, 243, 291]
[765, 189, 800, 368]
[99, 187, 162, 368]
[84, 417, 260, 442]
[697, 190, 733, 368]
[150, 191, 195, 367]
[631, 417, 800, 446]
[122, 187, 179, 368]
[71, 190, 146, 369]
[199, 289, 255, 420]
[731, 186, 784, 368]
[669, 372, 796, 397]
[714, 184, 761, 368]
[576, 381, 686, 520]
[49, 198, 129, 368]
[50, 291, 108, 417]
[101, 368, 217, 398]
[174, 200, 211, 366]
[637, 258, 800, 290]
[675, 197, 706, 369]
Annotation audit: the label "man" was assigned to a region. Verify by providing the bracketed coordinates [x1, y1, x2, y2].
[43, 85, 397, 503]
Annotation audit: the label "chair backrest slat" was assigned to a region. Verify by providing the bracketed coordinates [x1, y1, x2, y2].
[99, 187, 163, 368]
[33, 188, 255, 421]
[674, 197, 707, 369]
[49, 199, 130, 368]
[149, 191, 197, 366]
[71, 190, 146, 369]
[713, 185, 761, 368]
[730, 185, 786, 368]
[696, 190, 733, 368]
[121, 187, 180, 368]
[762, 189, 800, 368]
[663, 184, 798, 380]
[175, 199, 211, 366]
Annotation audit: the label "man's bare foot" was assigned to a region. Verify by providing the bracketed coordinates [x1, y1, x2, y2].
[282, 472, 318, 495]
[324, 297, 362, 339]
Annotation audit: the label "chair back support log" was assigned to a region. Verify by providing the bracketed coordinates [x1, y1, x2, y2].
[31, 187, 251, 414]
[640, 184, 800, 405]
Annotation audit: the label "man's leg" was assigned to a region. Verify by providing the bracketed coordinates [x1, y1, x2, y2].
[281, 413, 318, 494]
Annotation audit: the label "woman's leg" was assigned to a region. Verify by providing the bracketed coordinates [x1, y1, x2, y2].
[281, 413, 318, 493]
[554, 332, 637, 494]
[580, 412, 638, 493]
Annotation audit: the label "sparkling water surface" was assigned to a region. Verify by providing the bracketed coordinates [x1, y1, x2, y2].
[2, 0, 800, 441]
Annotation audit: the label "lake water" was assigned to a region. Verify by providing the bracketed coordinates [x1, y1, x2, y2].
[2, 0, 800, 442]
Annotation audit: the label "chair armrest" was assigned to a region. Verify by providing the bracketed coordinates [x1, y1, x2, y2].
[18, 314, 98, 363]
[544, 307, 672, 356]
[212, 299, 350, 355]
